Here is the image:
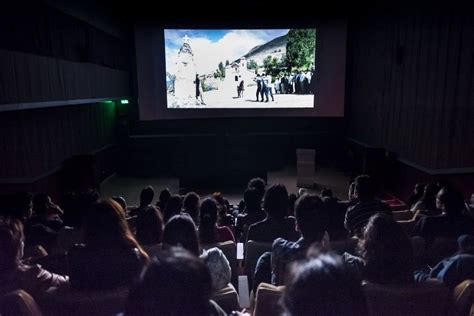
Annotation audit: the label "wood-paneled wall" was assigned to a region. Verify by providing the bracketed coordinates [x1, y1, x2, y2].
[347, 9, 474, 169]
[0, 102, 117, 179]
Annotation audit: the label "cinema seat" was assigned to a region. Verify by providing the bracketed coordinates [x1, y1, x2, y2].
[0, 290, 43, 316]
[362, 280, 450, 316]
[452, 280, 474, 316]
[43, 286, 129, 316]
[253, 282, 285, 316]
[212, 283, 240, 314]
[244, 241, 272, 289]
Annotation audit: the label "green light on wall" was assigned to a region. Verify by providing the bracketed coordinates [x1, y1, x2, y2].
[120, 99, 129, 104]
[102, 100, 115, 105]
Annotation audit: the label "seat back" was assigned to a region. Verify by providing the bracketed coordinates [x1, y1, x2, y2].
[244, 241, 272, 289]
[43, 286, 129, 316]
[212, 283, 240, 314]
[452, 280, 474, 316]
[253, 282, 285, 316]
[363, 281, 450, 316]
[0, 290, 43, 316]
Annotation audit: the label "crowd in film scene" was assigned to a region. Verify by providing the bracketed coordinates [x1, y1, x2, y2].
[1, 174, 474, 315]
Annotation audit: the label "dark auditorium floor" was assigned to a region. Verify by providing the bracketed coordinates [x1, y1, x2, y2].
[100, 165, 352, 207]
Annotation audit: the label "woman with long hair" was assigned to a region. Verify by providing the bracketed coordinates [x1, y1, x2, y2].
[162, 215, 231, 291]
[67, 199, 149, 290]
[199, 198, 235, 244]
[348, 213, 414, 284]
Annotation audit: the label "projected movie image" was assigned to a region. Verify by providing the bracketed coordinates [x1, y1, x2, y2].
[165, 29, 316, 109]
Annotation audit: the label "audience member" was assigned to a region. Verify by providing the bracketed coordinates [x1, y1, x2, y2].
[344, 175, 392, 236]
[163, 194, 183, 223]
[136, 205, 164, 245]
[407, 183, 425, 208]
[61, 190, 99, 228]
[199, 198, 235, 244]
[344, 214, 414, 284]
[24, 194, 63, 252]
[30, 193, 64, 232]
[235, 188, 265, 242]
[162, 215, 231, 291]
[413, 187, 474, 244]
[271, 194, 329, 285]
[67, 199, 149, 290]
[415, 234, 474, 287]
[246, 184, 299, 243]
[410, 183, 441, 216]
[321, 189, 348, 240]
[1, 192, 33, 221]
[247, 178, 266, 203]
[0, 219, 69, 300]
[282, 254, 367, 316]
[213, 192, 234, 230]
[129, 186, 154, 217]
[156, 188, 172, 212]
[288, 193, 298, 217]
[126, 248, 226, 316]
[183, 192, 201, 225]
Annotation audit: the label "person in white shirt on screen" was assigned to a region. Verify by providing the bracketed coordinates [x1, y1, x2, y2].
[264, 74, 274, 102]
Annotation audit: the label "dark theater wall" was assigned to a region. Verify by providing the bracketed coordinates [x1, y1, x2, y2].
[0, 2, 132, 197]
[347, 9, 474, 170]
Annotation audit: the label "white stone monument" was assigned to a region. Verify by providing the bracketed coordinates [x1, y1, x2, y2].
[173, 35, 198, 106]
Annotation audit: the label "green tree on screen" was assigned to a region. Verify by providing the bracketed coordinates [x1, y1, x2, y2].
[286, 29, 316, 71]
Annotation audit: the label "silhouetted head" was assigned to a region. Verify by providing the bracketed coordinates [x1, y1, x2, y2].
[3, 192, 33, 221]
[32, 193, 53, 217]
[199, 198, 219, 244]
[212, 192, 228, 215]
[248, 177, 266, 202]
[126, 248, 212, 316]
[436, 187, 465, 216]
[163, 195, 183, 223]
[156, 188, 172, 211]
[419, 183, 439, 210]
[288, 193, 298, 216]
[282, 254, 367, 316]
[162, 215, 200, 256]
[112, 196, 127, 213]
[354, 175, 376, 200]
[140, 186, 154, 207]
[358, 214, 413, 284]
[84, 199, 149, 261]
[136, 206, 164, 245]
[414, 183, 425, 196]
[244, 188, 261, 214]
[183, 192, 201, 224]
[295, 194, 328, 242]
[264, 184, 289, 219]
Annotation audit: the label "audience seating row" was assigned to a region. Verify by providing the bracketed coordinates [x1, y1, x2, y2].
[252, 280, 474, 316]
